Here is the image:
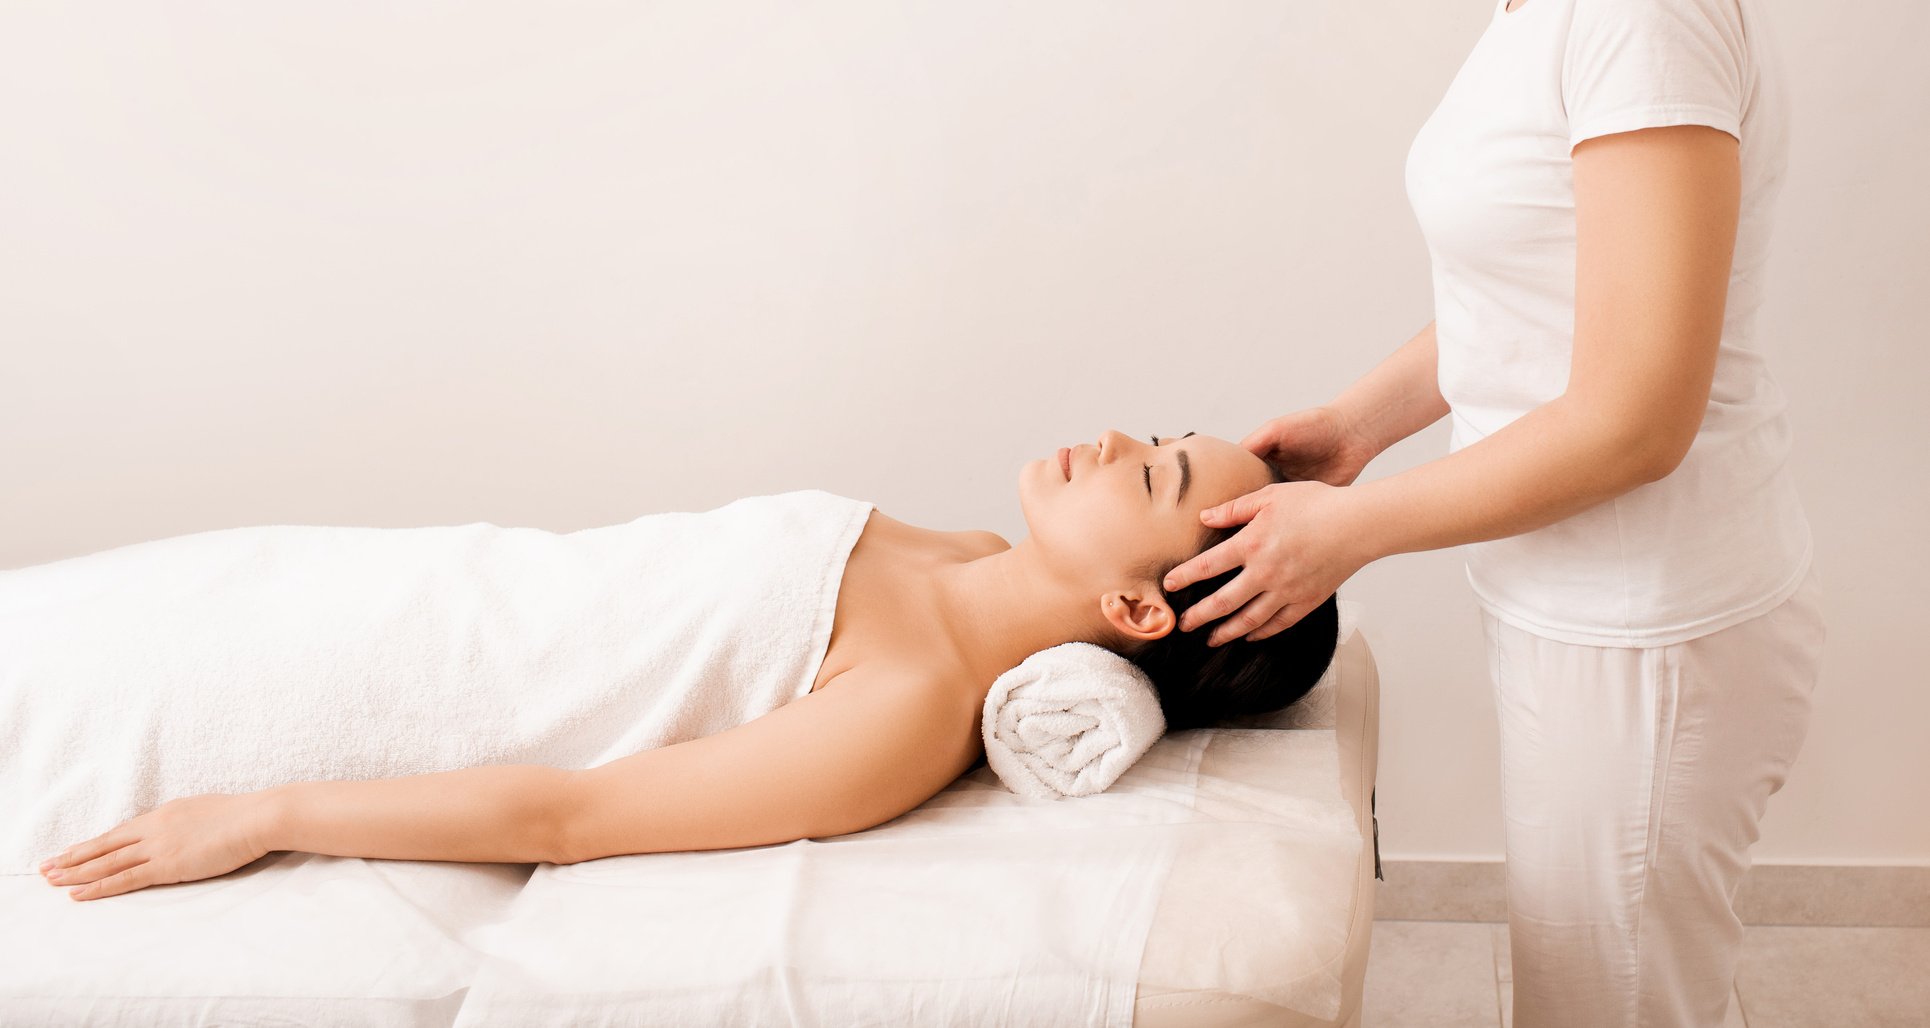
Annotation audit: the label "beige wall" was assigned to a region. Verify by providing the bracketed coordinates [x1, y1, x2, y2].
[2, 2, 1923, 863]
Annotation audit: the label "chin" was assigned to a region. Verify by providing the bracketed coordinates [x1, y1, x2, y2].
[1014, 457, 1056, 537]
[1015, 459, 1040, 525]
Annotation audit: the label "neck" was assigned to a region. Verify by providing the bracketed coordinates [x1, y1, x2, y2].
[924, 536, 1124, 683]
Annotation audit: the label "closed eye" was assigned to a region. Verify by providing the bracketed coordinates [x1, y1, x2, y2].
[1144, 435, 1156, 496]
[1147, 432, 1194, 504]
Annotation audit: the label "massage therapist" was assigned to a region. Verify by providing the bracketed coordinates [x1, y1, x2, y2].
[1159, 0, 1824, 1025]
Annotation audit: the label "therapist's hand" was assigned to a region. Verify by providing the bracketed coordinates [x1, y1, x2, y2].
[1241, 405, 1379, 487]
[1163, 479, 1370, 646]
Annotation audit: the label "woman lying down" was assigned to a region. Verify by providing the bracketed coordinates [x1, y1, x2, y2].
[11, 429, 1338, 901]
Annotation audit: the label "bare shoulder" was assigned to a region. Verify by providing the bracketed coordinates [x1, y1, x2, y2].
[818, 658, 983, 775]
[964, 530, 1011, 557]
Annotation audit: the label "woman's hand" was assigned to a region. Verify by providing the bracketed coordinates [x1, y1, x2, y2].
[1163, 479, 1374, 646]
[37, 792, 276, 901]
[1240, 405, 1380, 487]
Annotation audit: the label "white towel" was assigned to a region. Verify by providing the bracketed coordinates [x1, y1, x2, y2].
[980, 642, 1167, 800]
[0, 489, 875, 874]
[981, 599, 1365, 797]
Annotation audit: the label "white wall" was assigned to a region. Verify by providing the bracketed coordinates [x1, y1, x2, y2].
[2, 1, 1923, 864]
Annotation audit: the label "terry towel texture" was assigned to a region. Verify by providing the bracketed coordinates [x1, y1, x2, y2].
[983, 599, 1363, 798]
[0, 489, 875, 874]
[981, 642, 1166, 800]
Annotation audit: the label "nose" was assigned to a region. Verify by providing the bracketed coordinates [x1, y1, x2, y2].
[1097, 429, 1133, 464]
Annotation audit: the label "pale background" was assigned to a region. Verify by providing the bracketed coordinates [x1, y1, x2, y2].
[2, 1, 1923, 865]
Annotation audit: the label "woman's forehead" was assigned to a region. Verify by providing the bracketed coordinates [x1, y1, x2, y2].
[1185, 433, 1265, 471]
[1168, 434, 1270, 504]
[1134, 431, 1269, 491]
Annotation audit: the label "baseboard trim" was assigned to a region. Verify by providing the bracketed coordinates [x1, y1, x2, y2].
[1373, 860, 1930, 927]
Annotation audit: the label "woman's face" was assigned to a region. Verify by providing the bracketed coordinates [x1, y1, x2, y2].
[1018, 429, 1275, 589]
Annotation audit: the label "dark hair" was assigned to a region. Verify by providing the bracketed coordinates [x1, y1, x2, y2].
[1124, 465, 1341, 732]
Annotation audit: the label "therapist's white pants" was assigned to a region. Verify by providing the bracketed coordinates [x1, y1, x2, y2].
[1484, 561, 1826, 1028]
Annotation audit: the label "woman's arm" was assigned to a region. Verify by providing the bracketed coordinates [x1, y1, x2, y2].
[264, 664, 973, 865]
[556, 662, 974, 865]
[1343, 124, 1738, 562]
[1167, 123, 1739, 645]
[1237, 320, 1447, 490]
[40, 763, 574, 901]
[46, 665, 973, 900]
[260, 763, 576, 865]
[1330, 319, 1451, 458]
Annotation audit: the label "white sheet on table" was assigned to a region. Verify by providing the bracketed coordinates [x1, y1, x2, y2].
[454, 726, 1361, 1026]
[1136, 727, 1364, 1019]
[0, 717, 1362, 1026]
[0, 855, 531, 1027]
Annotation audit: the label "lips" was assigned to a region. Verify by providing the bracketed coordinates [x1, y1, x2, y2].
[1058, 446, 1072, 481]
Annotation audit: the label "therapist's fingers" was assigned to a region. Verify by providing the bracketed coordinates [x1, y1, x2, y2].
[1242, 601, 1311, 644]
[1206, 591, 1293, 648]
[1238, 424, 1278, 459]
[1199, 482, 1278, 530]
[1176, 569, 1262, 634]
[1163, 536, 1246, 596]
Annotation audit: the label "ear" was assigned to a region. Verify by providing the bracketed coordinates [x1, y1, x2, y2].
[1100, 586, 1175, 644]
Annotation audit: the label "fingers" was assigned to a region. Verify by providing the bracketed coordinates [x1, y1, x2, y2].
[1242, 411, 1308, 458]
[1176, 569, 1261, 634]
[69, 863, 150, 901]
[45, 843, 146, 894]
[43, 827, 134, 875]
[1244, 603, 1309, 643]
[1238, 427, 1275, 458]
[1164, 537, 1247, 595]
[1201, 484, 1272, 529]
[1206, 591, 1292, 647]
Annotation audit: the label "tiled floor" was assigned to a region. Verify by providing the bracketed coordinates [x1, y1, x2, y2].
[1362, 919, 1930, 1027]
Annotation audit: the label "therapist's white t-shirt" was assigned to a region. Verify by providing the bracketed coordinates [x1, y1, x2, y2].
[1404, 0, 1813, 648]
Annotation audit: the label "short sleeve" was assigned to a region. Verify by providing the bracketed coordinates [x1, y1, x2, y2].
[1562, 0, 1749, 151]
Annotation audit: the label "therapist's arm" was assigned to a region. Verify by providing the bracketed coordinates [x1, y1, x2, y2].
[1329, 319, 1451, 459]
[1344, 123, 1739, 560]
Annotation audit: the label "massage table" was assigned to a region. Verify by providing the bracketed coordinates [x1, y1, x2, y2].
[0, 622, 1382, 1026]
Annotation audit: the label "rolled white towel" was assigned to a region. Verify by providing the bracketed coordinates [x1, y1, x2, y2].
[979, 642, 1165, 800]
[978, 599, 1365, 798]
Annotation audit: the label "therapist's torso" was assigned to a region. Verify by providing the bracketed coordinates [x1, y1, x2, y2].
[1404, 0, 1813, 648]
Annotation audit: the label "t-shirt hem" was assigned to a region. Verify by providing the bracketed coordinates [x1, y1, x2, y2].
[1466, 538, 1814, 650]
[1568, 103, 1741, 150]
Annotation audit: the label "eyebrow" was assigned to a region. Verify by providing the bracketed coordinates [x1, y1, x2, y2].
[1156, 431, 1197, 507]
